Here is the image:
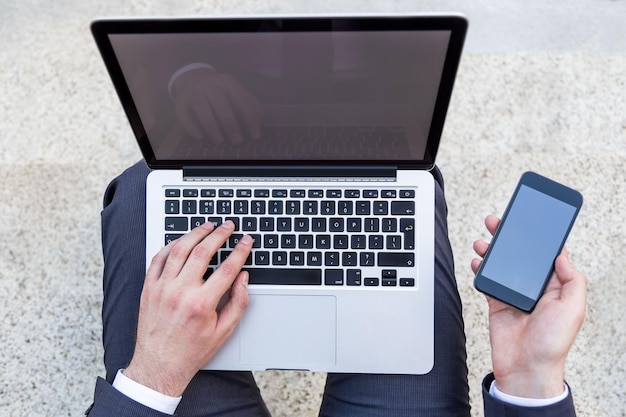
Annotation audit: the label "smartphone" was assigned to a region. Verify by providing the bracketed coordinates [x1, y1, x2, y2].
[474, 171, 583, 312]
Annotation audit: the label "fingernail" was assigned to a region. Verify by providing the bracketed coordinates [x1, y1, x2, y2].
[240, 234, 253, 245]
[242, 272, 249, 287]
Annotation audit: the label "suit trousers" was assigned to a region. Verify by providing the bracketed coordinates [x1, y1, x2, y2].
[100, 161, 470, 416]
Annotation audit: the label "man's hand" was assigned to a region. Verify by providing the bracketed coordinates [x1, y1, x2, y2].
[471, 215, 587, 399]
[124, 220, 252, 397]
[171, 69, 261, 145]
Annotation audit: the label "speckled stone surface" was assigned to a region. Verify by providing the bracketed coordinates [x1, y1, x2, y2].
[0, 1, 624, 416]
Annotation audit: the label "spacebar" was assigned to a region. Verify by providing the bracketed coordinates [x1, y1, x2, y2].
[245, 268, 322, 285]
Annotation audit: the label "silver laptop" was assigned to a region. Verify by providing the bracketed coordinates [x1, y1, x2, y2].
[91, 14, 467, 374]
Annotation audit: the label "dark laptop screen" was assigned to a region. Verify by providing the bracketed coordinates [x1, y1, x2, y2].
[92, 16, 467, 168]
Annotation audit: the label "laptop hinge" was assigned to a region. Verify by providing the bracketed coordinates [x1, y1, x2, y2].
[182, 166, 397, 182]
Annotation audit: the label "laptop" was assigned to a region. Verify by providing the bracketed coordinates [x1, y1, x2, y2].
[91, 14, 467, 374]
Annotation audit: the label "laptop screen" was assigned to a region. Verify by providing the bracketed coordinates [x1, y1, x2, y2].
[92, 16, 467, 169]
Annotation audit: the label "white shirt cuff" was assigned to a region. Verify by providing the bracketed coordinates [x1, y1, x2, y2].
[112, 369, 182, 415]
[489, 380, 569, 407]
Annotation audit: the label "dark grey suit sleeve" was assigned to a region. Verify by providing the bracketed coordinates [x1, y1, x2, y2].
[482, 373, 577, 417]
[86, 377, 173, 417]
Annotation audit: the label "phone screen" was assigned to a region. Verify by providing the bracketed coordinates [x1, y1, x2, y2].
[480, 184, 578, 300]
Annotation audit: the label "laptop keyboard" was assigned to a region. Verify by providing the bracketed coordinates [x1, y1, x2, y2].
[163, 186, 418, 288]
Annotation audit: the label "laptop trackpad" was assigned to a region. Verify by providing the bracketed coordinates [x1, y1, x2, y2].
[240, 295, 337, 369]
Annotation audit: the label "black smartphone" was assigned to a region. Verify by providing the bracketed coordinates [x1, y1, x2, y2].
[474, 171, 583, 312]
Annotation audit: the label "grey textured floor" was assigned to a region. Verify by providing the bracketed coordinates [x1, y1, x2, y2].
[1, 1, 624, 416]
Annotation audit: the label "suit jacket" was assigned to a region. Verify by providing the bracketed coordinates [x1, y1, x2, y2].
[86, 374, 577, 417]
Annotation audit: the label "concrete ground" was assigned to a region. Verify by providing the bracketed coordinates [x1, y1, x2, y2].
[0, 1, 624, 416]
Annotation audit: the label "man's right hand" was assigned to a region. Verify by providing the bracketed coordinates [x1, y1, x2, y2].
[124, 220, 252, 397]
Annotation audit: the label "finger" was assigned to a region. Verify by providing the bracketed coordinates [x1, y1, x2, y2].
[473, 239, 490, 258]
[554, 249, 588, 308]
[214, 271, 250, 340]
[470, 258, 482, 274]
[485, 214, 500, 236]
[202, 234, 253, 299]
[160, 221, 216, 280]
[177, 221, 236, 282]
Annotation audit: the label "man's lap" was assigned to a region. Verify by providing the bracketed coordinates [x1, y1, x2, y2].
[100, 161, 469, 416]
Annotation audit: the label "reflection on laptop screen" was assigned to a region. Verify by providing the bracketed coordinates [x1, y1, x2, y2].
[108, 27, 451, 161]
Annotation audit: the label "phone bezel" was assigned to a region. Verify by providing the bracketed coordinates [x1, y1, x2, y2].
[474, 171, 583, 313]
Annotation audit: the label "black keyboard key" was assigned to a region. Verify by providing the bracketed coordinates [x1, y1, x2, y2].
[327, 189, 342, 198]
[165, 189, 180, 197]
[351, 235, 367, 249]
[321, 201, 335, 215]
[391, 201, 415, 215]
[165, 234, 184, 245]
[307, 252, 323, 266]
[400, 278, 415, 287]
[342, 252, 357, 266]
[356, 201, 371, 215]
[309, 189, 324, 198]
[217, 201, 231, 214]
[315, 235, 330, 249]
[219, 189, 234, 197]
[363, 190, 378, 198]
[269, 201, 283, 214]
[338, 201, 353, 215]
[345, 190, 360, 198]
[165, 217, 188, 231]
[260, 217, 274, 231]
[264, 234, 279, 248]
[199, 200, 214, 214]
[277, 218, 292, 231]
[382, 218, 397, 232]
[294, 218, 309, 232]
[201, 189, 216, 197]
[291, 189, 306, 198]
[183, 189, 198, 197]
[251, 200, 266, 214]
[334, 235, 349, 249]
[374, 201, 388, 215]
[286, 201, 301, 215]
[272, 189, 288, 197]
[182, 200, 197, 214]
[325, 269, 344, 285]
[369, 235, 383, 249]
[401, 218, 415, 250]
[208, 217, 222, 227]
[360, 252, 375, 266]
[272, 252, 288, 265]
[190, 217, 205, 229]
[254, 189, 270, 197]
[381, 190, 396, 198]
[325, 252, 340, 266]
[329, 218, 344, 232]
[364, 278, 379, 286]
[364, 218, 379, 232]
[303, 201, 318, 215]
[378, 252, 415, 267]
[237, 189, 252, 197]
[386, 235, 402, 250]
[242, 217, 257, 231]
[400, 190, 415, 198]
[246, 268, 322, 285]
[255, 251, 270, 265]
[281, 234, 296, 249]
[165, 200, 180, 214]
[382, 278, 397, 287]
[234, 200, 248, 214]
[290, 252, 305, 266]
[312, 218, 326, 232]
[347, 269, 362, 286]
[299, 235, 314, 249]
